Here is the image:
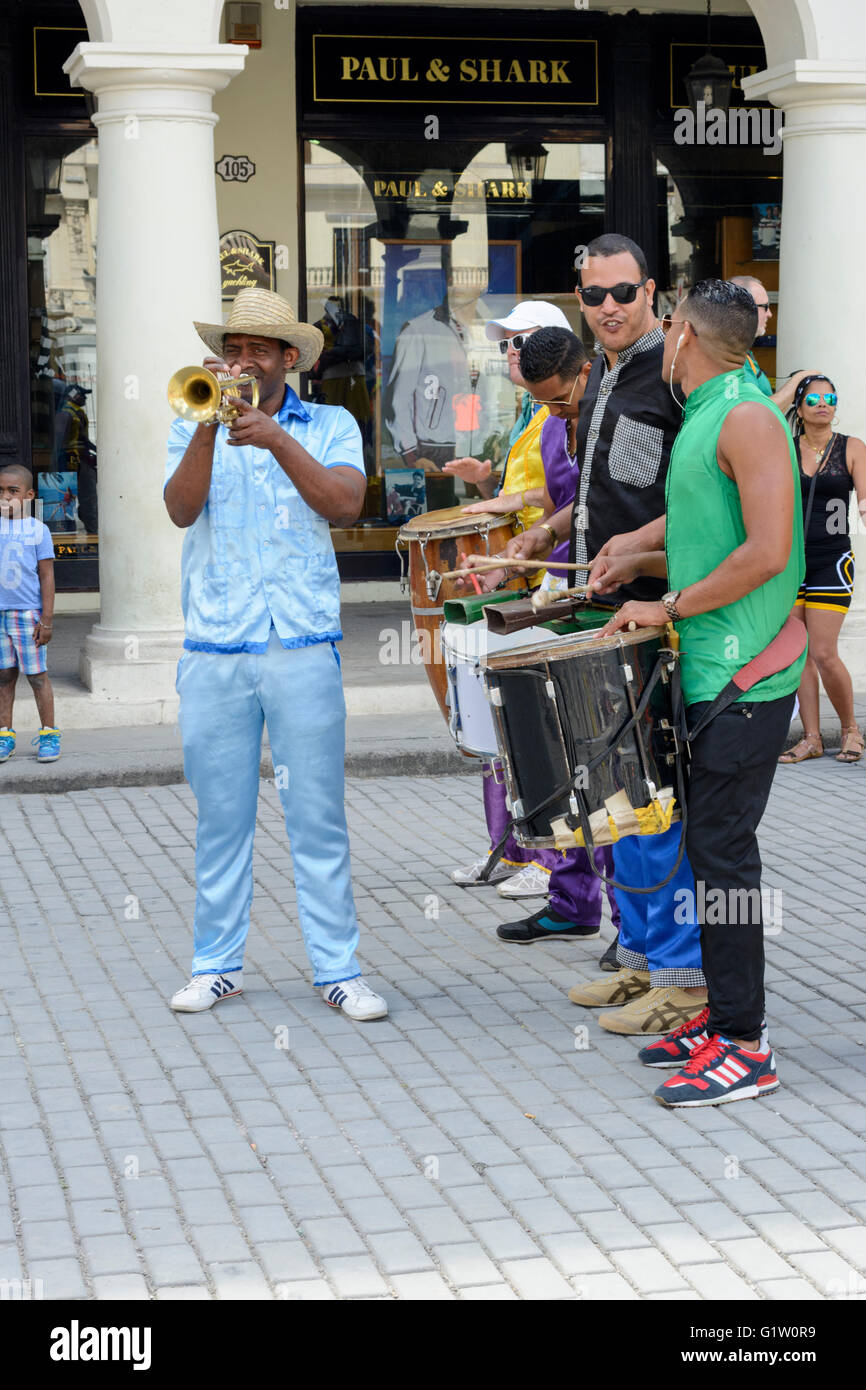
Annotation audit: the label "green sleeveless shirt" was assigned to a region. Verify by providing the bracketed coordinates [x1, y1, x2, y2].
[665, 372, 806, 706]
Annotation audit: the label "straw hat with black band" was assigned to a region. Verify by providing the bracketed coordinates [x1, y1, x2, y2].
[194, 289, 324, 374]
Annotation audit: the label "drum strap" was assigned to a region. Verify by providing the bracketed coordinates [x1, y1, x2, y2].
[685, 613, 808, 743]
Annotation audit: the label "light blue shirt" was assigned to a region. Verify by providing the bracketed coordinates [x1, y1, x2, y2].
[0, 516, 54, 610]
[165, 385, 365, 653]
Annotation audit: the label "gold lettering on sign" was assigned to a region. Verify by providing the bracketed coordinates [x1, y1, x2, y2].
[477, 59, 502, 84]
[339, 52, 571, 88]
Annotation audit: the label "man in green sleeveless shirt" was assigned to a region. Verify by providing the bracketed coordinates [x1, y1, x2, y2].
[589, 280, 805, 1108]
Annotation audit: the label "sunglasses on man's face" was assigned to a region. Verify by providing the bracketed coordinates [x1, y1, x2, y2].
[577, 278, 648, 307]
[660, 314, 697, 338]
[530, 373, 582, 408]
[803, 392, 837, 407]
[498, 333, 533, 355]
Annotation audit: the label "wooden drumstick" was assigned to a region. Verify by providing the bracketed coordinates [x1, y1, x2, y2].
[440, 556, 592, 580]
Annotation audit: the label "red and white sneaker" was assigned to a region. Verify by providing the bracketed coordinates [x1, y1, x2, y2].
[638, 1005, 710, 1068]
[654, 1033, 779, 1108]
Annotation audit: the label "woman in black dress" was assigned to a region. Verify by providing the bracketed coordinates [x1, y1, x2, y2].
[781, 376, 866, 764]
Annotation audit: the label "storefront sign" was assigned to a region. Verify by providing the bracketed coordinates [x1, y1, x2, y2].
[312, 35, 598, 106]
[33, 27, 87, 98]
[373, 178, 531, 201]
[216, 154, 256, 182]
[220, 230, 276, 297]
[669, 44, 768, 108]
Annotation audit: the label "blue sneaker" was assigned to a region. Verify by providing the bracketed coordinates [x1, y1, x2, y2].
[654, 1033, 779, 1108]
[32, 728, 61, 762]
[0, 729, 15, 762]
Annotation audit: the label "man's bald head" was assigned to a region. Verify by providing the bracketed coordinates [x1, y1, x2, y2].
[729, 275, 772, 341]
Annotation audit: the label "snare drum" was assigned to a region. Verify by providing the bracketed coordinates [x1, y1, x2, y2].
[484, 625, 681, 848]
[397, 506, 526, 719]
[441, 619, 553, 759]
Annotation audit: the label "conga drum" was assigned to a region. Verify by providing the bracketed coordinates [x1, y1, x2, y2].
[396, 506, 526, 719]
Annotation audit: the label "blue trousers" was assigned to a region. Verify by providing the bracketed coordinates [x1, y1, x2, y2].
[176, 632, 361, 986]
[612, 823, 705, 987]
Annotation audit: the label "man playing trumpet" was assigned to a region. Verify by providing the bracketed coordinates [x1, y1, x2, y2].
[163, 288, 387, 1021]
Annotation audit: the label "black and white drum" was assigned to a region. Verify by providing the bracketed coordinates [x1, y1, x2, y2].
[440, 619, 553, 759]
[484, 625, 681, 848]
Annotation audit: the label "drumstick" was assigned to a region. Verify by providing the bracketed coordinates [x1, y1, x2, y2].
[440, 556, 593, 580]
[475, 555, 592, 572]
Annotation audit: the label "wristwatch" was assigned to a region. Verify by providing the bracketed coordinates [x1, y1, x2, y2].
[661, 590, 682, 623]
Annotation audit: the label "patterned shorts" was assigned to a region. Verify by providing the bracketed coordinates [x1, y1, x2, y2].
[795, 546, 855, 613]
[0, 609, 46, 675]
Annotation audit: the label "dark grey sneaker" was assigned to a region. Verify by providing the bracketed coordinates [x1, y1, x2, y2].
[599, 936, 620, 972]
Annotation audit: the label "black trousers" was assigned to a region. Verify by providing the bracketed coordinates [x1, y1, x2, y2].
[684, 693, 795, 1042]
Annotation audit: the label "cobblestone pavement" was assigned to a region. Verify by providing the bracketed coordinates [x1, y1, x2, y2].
[1, 756, 865, 1302]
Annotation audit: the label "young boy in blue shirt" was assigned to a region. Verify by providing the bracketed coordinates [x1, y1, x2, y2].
[0, 464, 60, 762]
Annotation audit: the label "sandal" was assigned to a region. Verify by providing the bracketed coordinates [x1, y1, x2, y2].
[779, 734, 824, 763]
[836, 726, 864, 763]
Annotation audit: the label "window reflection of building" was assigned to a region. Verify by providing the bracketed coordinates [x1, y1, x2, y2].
[303, 138, 603, 526]
[27, 136, 99, 577]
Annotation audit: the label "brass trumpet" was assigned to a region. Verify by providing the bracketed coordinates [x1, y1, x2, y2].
[167, 366, 259, 424]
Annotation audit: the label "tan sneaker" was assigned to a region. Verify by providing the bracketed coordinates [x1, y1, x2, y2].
[568, 968, 650, 1007]
[599, 986, 708, 1036]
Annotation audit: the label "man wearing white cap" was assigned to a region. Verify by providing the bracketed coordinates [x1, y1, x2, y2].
[163, 288, 388, 1022]
[445, 300, 574, 523]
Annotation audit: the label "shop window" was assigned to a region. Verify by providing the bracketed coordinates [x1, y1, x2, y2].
[303, 139, 604, 530]
[26, 135, 98, 590]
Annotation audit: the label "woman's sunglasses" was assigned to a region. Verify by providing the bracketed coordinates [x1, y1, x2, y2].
[803, 392, 837, 407]
[498, 333, 531, 354]
[577, 278, 647, 307]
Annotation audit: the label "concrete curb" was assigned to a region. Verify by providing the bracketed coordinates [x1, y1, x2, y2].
[1, 709, 862, 796]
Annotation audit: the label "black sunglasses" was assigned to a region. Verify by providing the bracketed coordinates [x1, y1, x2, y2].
[577, 278, 648, 307]
[498, 333, 531, 354]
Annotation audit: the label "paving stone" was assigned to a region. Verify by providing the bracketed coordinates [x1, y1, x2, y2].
[715, 1237, 798, 1282]
[367, 1230, 434, 1274]
[208, 1261, 271, 1299]
[389, 1272, 455, 1300]
[612, 1247, 690, 1293]
[91, 1274, 152, 1299]
[82, 1235, 144, 1279]
[684, 1263, 761, 1300]
[255, 1241, 320, 1284]
[322, 1255, 390, 1298]
[499, 1257, 575, 1300]
[142, 1244, 206, 1287]
[433, 1243, 501, 1287]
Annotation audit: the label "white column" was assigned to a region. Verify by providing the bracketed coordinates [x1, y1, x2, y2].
[63, 44, 246, 707]
[745, 62, 866, 686]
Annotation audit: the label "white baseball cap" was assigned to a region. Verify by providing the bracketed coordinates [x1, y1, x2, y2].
[486, 299, 572, 341]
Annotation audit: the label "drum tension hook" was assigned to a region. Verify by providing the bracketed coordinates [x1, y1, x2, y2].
[426, 570, 442, 602]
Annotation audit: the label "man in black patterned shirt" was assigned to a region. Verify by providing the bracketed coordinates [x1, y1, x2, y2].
[500, 235, 706, 1039]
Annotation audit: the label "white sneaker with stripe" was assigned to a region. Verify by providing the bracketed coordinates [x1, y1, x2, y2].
[170, 971, 243, 1012]
[321, 975, 388, 1021]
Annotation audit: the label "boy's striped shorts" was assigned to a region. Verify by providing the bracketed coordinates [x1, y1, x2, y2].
[0, 609, 46, 674]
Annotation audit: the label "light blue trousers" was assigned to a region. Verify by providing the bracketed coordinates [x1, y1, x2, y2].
[612, 823, 705, 988]
[176, 632, 361, 986]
